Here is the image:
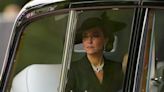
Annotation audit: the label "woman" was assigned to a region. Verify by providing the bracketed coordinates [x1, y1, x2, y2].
[65, 17, 125, 92]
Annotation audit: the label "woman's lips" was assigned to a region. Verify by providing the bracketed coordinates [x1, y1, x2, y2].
[86, 45, 94, 48]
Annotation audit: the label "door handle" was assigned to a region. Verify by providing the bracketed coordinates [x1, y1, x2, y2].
[151, 77, 163, 86]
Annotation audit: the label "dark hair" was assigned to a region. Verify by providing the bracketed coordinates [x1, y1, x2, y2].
[75, 16, 126, 51]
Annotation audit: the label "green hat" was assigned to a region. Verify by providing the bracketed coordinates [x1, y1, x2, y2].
[75, 14, 126, 51]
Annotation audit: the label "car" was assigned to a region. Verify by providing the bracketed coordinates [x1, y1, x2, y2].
[0, 0, 164, 92]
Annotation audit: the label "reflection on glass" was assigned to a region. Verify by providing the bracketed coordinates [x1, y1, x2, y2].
[147, 10, 164, 92]
[5, 14, 68, 92]
[140, 10, 164, 92]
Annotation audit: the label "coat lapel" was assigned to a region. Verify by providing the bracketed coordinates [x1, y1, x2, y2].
[82, 56, 103, 86]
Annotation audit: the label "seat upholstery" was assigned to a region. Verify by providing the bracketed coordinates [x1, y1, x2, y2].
[10, 64, 62, 92]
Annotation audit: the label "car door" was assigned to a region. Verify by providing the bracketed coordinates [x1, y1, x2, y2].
[136, 0, 164, 92]
[0, 0, 153, 92]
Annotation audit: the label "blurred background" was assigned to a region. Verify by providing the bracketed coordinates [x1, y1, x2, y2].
[0, 0, 29, 11]
[0, 0, 30, 20]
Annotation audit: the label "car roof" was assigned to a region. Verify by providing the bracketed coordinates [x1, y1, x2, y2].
[17, 0, 65, 19]
[24, 0, 65, 8]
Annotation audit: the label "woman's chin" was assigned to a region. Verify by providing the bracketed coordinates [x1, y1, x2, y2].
[86, 50, 98, 55]
[86, 51, 93, 54]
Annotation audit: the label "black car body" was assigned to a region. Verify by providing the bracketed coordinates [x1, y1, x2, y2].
[0, 0, 164, 92]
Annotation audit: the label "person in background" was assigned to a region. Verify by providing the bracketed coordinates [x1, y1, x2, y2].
[2, 4, 20, 22]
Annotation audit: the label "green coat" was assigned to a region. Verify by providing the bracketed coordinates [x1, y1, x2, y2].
[65, 56, 123, 92]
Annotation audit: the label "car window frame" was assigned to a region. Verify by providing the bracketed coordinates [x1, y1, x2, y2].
[0, 1, 146, 92]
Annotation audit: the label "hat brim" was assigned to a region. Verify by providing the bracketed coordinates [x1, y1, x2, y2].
[75, 17, 126, 45]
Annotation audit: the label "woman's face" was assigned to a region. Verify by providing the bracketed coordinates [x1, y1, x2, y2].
[82, 27, 107, 55]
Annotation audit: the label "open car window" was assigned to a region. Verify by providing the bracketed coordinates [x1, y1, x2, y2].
[72, 9, 133, 62]
[67, 8, 134, 92]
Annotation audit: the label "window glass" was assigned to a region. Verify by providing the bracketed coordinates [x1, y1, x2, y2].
[153, 10, 164, 92]
[143, 9, 164, 92]
[5, 13, 68, 92]
[65, 9, 134, 92]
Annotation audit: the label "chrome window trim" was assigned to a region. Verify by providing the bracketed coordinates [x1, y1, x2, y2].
[133, 8, 148, 92]
[59, 10, 77, 92]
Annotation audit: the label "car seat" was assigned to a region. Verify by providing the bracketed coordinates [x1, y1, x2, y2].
[10, 64, 62, 92]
